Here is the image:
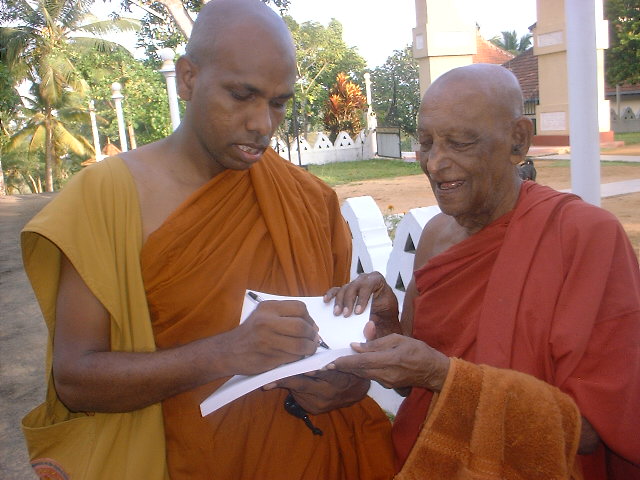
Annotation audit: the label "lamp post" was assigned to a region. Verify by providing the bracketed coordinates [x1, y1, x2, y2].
[158, 48, 181, 131]
[88, 100, 104, 161]
[111, 82, 128, 152]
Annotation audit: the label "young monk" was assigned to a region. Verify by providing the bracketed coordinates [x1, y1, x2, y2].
[326, 64, 640, 480]
[20, 1, 395, 478]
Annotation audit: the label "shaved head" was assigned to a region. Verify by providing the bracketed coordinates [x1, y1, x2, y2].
[185, 0, 295, 67]
[425, 64, 525, 122]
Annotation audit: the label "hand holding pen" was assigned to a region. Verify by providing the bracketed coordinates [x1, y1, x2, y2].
[247, 291, 330, 349]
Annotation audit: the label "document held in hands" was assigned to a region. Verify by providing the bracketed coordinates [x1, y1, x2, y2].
[199, 289, 371, 417]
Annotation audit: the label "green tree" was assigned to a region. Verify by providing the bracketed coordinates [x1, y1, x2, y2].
[284, 16, 366, 134]
[0, 0, 138, 191]
[74, 48, 172, 148]
[6, 86, 94, 192]
[489, 30, 531, 55]
[117, 0, 290, 59]
[0, 60, 22, 195]
[370, 45, 420, 141]
[605, 0, 640, 86]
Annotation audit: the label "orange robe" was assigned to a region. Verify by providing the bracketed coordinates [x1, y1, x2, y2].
[141, 149, 395, 479]
[393, 181, 640, 479]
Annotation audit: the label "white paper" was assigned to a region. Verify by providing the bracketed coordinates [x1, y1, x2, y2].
[200, 290, 370, 417]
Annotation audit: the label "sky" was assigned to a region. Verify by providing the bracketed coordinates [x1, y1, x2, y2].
[93, 0, 538, 69]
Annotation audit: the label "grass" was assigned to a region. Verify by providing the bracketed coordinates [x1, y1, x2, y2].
[615, 132, 640, 145]
[308, 159, 423, 186]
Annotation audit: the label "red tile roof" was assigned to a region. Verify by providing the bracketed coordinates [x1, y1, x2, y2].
[502, 48, 539, 101]
[472, 34, 515, 65]
[502, 47, 640, 100]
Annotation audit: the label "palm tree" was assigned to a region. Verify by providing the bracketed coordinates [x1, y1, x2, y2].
[489, 30, 532, 55]
[7, 86, 95, 192]
[0, 0, 138, 191]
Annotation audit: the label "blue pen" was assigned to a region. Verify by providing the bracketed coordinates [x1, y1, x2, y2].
[247, 291, 330, 349]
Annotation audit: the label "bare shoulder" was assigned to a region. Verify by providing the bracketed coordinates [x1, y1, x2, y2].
[414, 213, 468, 269]
[120, 140, 196, 242]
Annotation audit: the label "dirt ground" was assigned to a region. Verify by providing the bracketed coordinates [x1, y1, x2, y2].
[1, 155, 639, 479]
[333, 159, 640, 258]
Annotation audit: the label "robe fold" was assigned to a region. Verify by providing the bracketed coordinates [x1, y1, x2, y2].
[393, 181, 640, 479]
[21, 157, 169, 479]
[396, 358, 581, 480]
[140, 148, 394, 479]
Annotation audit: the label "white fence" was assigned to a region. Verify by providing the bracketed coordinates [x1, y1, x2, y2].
[272, 129, 377, 165]
[340, 195, 441, 307]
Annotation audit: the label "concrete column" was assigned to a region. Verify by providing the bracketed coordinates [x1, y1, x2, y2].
[412, 0, 476, 96]
[88, 100, 103, 162]
[534, 0, 610, 147]
[565, 0, 601, 205]
[110, 82, 128, 152]
[158, 48, 181, 131]
[363, 72, 377, 154]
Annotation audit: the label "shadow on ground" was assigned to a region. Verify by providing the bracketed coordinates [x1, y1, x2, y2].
[1, 193, 55, 479]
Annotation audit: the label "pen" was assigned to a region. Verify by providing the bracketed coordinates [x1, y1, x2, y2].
[247, 291, 330, 349]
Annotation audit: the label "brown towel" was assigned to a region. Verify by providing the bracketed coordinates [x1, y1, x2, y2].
[396, 358, 582, 480]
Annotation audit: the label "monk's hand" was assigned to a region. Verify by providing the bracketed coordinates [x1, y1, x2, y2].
[326, 334, 450, 393]
[264, 370, 370, 414]
[226, 300, 320, 375]
[324, 272, 401, 340]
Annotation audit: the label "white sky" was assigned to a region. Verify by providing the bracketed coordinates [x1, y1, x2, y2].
[288, 0, 537, 68]
[93, 0, 538, 68]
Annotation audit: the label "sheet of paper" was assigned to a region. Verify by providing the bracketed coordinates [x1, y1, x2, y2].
[200, 290, 370, 417]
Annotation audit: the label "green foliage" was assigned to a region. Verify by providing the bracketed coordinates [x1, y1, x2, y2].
[0, 61, 20, 135]
[323, 73, 367, 142]
[284, 16, 367, 134]
[123, 0, 290, 59]
[605, 0, 640, 86]
[489, 30, 531, 55]
[0, 0, 139, 190]
[73, 48, 172, 147]
[308, 158, 423, 186]
[370, 45, 420, 140]
[1, 87, 89, 193]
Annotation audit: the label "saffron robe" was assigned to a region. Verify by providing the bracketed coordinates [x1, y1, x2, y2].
[393, 181, 640, 479]
[140, 149, 395, 479]
[21, 158, 169, 479]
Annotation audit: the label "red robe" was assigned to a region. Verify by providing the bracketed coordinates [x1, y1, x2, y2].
[393, 181, 640, 479]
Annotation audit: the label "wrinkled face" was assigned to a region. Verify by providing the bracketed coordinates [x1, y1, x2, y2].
[417, 85, 519, 230]
[180, 27, 296, 173]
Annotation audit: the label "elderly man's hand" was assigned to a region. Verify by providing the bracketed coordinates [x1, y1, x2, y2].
[324, 272, 401, 340]
[327, 334, 450, 393]
[263, 370, 370, 414]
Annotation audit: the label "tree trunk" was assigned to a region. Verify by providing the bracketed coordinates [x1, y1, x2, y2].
[0, 157, 6, 196]
[44, 109, 54, 192]
[156, 0, 195, 38]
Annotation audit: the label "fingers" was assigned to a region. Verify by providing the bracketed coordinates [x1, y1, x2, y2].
[363, 320, 376, 341]
[330, 272, 385, 317]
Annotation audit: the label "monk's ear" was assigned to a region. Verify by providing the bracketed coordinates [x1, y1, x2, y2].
[176, 56, 197, 101]
[509, 116, 534, 165]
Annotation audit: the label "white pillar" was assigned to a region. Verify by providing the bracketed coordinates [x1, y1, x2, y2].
[88, 100, 103, 161]
[565, 0, 601, 206]
[158, 48, 181, 131]
[111, 82, 128, 152]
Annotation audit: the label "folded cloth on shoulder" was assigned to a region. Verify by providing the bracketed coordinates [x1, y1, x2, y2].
[397, 358, 581, 480]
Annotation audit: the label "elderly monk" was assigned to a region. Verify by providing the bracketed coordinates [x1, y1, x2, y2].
[20, 1, 395, 479]
[326, 64, 640, 480]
